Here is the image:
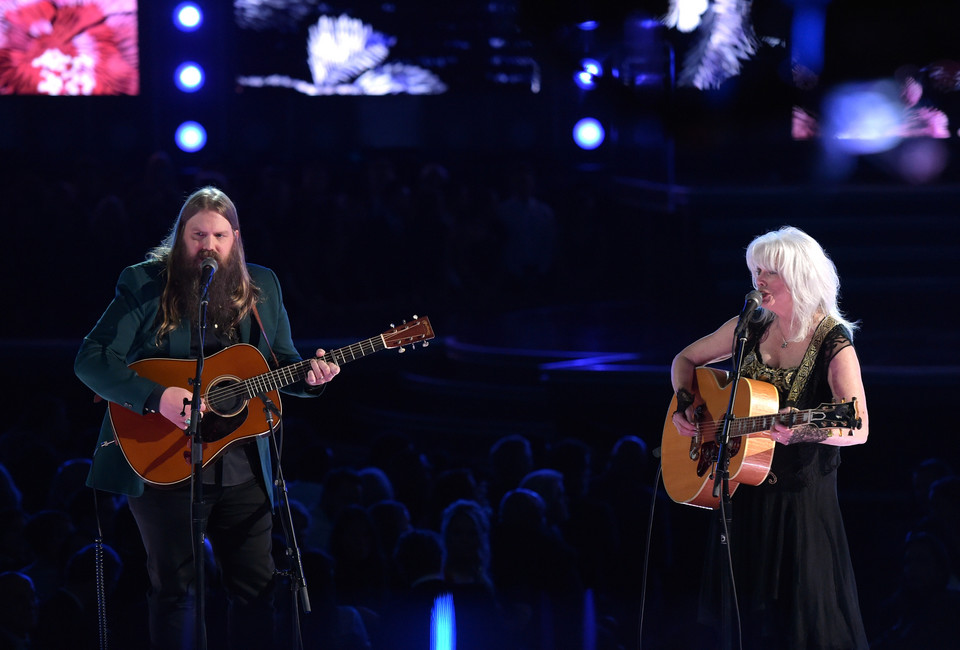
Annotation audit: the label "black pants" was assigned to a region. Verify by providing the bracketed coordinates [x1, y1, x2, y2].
[128, 479, 277, 650]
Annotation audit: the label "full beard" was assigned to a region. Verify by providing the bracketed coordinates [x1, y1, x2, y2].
[168, 251, 246, 337]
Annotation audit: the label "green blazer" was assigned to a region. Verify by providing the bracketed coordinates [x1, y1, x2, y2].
[75, 259, 319, 501]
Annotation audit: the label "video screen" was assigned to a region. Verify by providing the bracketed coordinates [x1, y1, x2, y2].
[0, 0, 139, 96]
[233, 1, 541, 96]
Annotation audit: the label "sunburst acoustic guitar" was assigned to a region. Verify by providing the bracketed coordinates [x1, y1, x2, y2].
[108, 316, 435, 486]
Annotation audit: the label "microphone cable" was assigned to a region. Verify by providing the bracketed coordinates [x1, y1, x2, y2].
[92, 488, 109, 650]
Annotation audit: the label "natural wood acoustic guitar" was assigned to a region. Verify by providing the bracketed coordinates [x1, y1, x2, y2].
[660, 366, 861, 509]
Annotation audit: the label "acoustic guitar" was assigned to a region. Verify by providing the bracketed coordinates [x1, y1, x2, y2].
[108, 316, 434, 486]
[660, 366, 861, 509]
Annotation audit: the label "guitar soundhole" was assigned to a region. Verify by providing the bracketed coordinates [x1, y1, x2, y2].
[206, 377, 247, 416]
[200, 377, 250, 443]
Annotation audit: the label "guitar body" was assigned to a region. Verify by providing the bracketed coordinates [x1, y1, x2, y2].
[109, 344, 281, 487]
[661, 367, 779, 509]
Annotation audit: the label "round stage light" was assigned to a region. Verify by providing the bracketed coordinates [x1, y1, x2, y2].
[573, 118, 605, 150]
[174, 62, 205, 92]
[173, 3, 203, 32]
[175, 121, 207, 153]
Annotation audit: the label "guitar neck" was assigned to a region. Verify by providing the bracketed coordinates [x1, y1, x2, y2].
[243, 335, 385, 397]
[725, 409, 817, 438]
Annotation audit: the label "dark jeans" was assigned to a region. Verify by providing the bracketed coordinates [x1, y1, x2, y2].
[128, 479, 277, 650]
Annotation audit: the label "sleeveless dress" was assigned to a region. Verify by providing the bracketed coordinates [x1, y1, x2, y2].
[698, 319, 869, 650]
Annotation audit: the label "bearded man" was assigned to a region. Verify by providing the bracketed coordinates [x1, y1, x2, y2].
[75, 186, 339, 649]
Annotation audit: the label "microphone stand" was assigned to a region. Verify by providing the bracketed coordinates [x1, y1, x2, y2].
[260, 395, 311, 650]
[710, 324, 751, 650]
[187, 286, 211, 650]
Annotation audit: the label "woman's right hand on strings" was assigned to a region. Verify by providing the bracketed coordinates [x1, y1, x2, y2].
[672, 406, 699, 437]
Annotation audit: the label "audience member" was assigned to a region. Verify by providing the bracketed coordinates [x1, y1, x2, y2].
[329, 505, 388, 626]
[309, 467, 364, 553]
[19, 510, 79, 604]
[485, 435, 534, 517]
[490, 488, 582, 650]
[367, 500, 412, 578]
[0, 571, 39, 650]
[34, 543, 123, 650]
[358, 467, 395, 507]
[439, 500, 504, 649]
[380, 528, 447, 650]
[519, 468, 570, 535]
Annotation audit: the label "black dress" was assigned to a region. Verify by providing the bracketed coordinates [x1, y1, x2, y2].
[698, 319, 869, 650]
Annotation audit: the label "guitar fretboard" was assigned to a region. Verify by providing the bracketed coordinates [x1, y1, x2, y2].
[701, 410, 817, 440]
[210, 335, 387, 402]
[727, 411, 814, 438]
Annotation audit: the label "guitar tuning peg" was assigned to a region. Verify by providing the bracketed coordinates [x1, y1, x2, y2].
[423, 341, 429, 347]
[390, 323, 396, 329]
[412, 314, 419, 320]
[398, 346, 406, 353]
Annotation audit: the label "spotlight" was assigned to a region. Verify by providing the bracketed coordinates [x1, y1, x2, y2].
[573, 117, 605, 150]
[574, 58, 603, 90]
[174, 62, 205, 92]
[574, 71, 596, 90]
[581, 59, 603, 78]
[175, 121, 207, 153]
[173, 3, 203, 32]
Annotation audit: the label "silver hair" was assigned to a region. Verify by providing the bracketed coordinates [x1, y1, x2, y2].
[746, 226, 857, 340]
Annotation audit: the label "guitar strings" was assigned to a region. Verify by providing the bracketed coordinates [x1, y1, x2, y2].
[203, 336, 387, 405]
[200, 322, 432, 406]
[693, 411, 816, 441]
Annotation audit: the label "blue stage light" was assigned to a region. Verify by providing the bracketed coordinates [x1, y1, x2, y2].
[173, 3, 203, 32]
[431, 593, 456, 650]
[175, 121, 207, 153]
[574, 71, 596, 90]
[573, 118, 605, 150]
[581, 59, 603, 77]
[574, 59, 603, 90]
[174, 62, 205, 92]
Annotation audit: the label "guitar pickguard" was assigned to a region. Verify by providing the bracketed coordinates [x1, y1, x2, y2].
[197, 408, 250, 443]
[695, 439, 742, 478]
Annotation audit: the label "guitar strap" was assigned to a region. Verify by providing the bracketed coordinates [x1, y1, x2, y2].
[785, 315, 839, 405]
[251, 304, 280, 369]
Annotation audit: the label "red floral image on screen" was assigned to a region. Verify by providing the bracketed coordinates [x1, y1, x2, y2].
[0, 0, 138, 95]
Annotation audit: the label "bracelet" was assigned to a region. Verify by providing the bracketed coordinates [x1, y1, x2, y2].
[674, 387, 695, 415]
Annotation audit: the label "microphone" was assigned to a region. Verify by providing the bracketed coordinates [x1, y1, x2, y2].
[734, 289, 762, 337]
[199, 257, 218, 296]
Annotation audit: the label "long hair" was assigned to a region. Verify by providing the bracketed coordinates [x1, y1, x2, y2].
[746, 226, 857, 341]
[148, 186, 258, 343]
[441, 499, 492, 586]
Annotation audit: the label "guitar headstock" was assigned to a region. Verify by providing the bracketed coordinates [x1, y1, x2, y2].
[811, 397, 863, 430]
[383, 315, 435, 351]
